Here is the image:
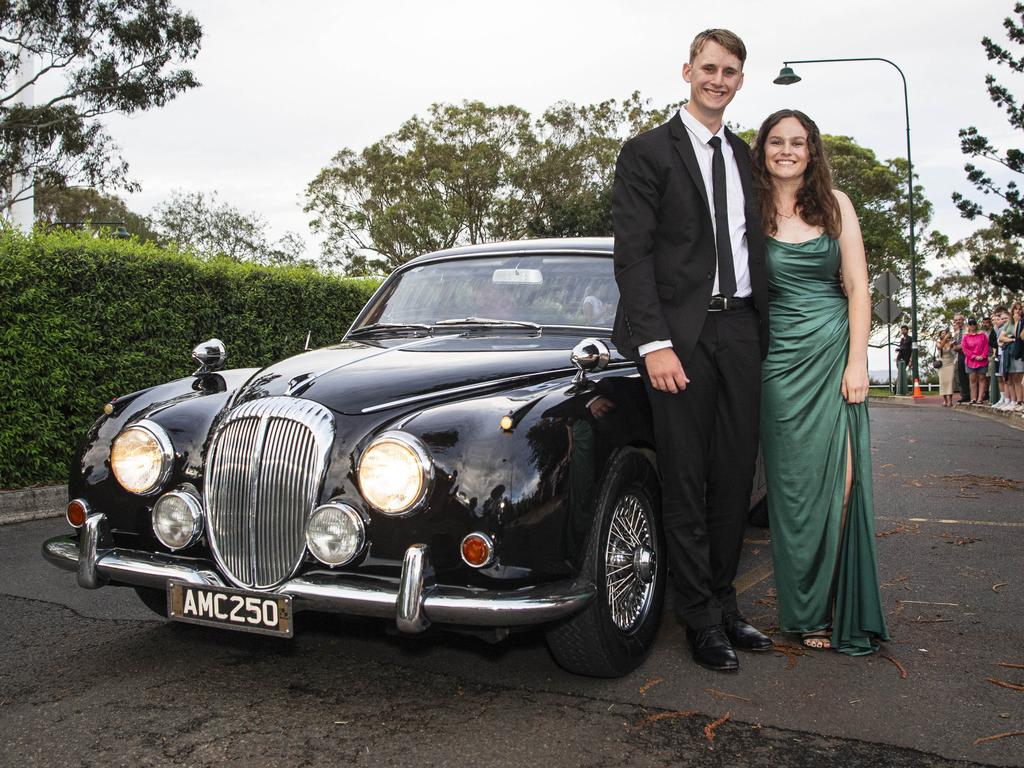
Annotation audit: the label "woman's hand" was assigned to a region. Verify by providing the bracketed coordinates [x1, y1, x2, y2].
[841, 364, 870, 404]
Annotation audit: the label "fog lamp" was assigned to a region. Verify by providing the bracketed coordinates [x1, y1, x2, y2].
[152, 489, 203, 551]
[306, 503, 366, 567]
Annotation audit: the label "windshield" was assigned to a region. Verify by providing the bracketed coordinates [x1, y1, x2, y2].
[354, 254, 619, 330]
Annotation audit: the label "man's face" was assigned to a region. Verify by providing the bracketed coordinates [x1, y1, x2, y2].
[954, 315, 964, 329]
[683, 40, 744, 120]
[982, 318, 993, 331]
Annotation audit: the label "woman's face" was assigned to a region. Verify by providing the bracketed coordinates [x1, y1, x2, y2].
[764, 117, 810, 182]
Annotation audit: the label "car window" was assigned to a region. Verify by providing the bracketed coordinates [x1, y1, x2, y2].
[357, 255, 619, 328]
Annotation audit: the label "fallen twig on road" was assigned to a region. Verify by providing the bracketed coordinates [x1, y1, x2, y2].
[992, 582, 1008, 592]
[634, 709, 696, 728]
[639, 677, 662, 695]
[881, 654, 908, 679]
[986, 677, 1024, 692]
[911, 617, 952, 624]
[771, 642, 806, 669]
[705, 688, 751, 703]
[998, 662, 1024, 670]
[973, 731, 1024, 746]
[703, 711, 731, 742]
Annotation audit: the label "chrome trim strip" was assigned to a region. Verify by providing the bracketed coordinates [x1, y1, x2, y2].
[42, 536, 595, 628]
[359, 369, 576, 414]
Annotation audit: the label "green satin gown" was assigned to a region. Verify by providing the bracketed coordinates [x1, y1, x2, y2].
[760, 234, 889, 655]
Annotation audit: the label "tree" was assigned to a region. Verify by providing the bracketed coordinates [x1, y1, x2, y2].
[304, 95, 675, 274]
[953, 2, 1024, 289]
[153, 190, 308, 266]
[925, 227, 1020, 328]
[1, 1, 202, 209]
[34, 184, 159, 241]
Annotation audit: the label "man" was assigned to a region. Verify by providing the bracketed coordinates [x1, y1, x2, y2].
[895, 324, 912, 393]
[611, 28, 771, 673]
[951, 314, 969, 403]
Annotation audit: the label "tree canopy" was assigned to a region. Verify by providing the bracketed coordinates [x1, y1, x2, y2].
[1, 0, 202, 209]
[953, 1, 1024, 290]
[304, 94, 675, 274]
[35, 184, 159, 241]
[153, 190, 308, 266]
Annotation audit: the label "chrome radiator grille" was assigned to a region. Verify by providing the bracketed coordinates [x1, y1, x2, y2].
[205, 397, 335, 589]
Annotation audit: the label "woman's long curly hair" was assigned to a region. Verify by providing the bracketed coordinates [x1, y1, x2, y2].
[751, 109, 841, 238]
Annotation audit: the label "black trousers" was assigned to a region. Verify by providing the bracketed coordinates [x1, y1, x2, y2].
[956, 353, 969, 400]
[641, 307, 761, 630]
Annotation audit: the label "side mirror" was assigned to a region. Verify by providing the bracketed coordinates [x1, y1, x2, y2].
[570, 338, 609, 387]
[192, 338, 227, 375]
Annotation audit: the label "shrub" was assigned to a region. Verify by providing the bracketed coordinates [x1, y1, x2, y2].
[0, 228, 380, 488]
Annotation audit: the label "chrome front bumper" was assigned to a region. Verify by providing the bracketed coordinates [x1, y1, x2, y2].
[42, 514, 595, 633]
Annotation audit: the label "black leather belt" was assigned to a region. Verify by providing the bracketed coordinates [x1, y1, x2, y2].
[708, 295, 753, 312]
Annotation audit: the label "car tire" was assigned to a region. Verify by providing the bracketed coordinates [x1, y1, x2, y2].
[545, 448, 665, 677]
[133, 586, 169, 618]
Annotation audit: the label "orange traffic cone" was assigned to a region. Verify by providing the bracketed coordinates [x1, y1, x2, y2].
[912, 378, 924, 399]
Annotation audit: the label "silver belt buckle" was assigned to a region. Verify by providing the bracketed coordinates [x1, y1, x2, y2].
[709, 295, 726, 312]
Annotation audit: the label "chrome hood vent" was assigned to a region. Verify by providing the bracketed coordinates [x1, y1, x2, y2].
[204, 397, 335, 589]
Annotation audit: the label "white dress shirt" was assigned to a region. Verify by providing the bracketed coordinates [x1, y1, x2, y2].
[637, 107, 752, 358]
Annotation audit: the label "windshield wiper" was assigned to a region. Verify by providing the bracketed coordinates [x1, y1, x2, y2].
[348, 322, 433, 337]
[433, 317, 542, 330]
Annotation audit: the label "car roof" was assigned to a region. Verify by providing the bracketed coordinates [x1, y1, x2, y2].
[404, 237, 613, 267]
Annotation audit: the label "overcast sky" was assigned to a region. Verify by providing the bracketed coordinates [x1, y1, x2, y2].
[104, 0, 1015, 257]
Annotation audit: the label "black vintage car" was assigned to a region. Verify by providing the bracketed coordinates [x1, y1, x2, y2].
[43, 237, 762, 677]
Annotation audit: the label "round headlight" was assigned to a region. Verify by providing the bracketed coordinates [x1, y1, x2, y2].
[152, 490, 203, 551]
[110, 421, 173, 495]
[357, 432, 432, 514]
[306, 503, 366, 566]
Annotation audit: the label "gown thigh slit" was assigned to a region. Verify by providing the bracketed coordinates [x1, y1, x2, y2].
[760, 234, 889, 656]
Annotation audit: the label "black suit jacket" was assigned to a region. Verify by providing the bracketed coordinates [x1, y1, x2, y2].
[611, 113, 769, 364]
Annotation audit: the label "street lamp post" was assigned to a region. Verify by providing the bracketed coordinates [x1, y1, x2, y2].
[774, 58, 919, 382]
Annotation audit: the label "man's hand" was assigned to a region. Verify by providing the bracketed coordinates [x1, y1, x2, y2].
[644, 348, 690, 393]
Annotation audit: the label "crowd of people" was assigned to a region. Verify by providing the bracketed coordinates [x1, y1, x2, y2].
[934, 305, 1024, 410]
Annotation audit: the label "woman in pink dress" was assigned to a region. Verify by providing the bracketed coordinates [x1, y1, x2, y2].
[962, 319, 990, 403]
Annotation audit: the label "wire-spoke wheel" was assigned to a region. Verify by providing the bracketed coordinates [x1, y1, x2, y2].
[546, 449, 664, 677]
[605, 493, 656, 633]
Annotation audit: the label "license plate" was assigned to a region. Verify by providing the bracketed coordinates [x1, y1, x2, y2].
[167, 580, 293, 638]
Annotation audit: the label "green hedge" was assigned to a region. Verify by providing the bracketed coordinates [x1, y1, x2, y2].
[0, 228, 380, 488]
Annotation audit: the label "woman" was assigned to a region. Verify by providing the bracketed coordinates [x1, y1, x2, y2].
[936, 329, 956, 407]
[997, 303, 1024, 411]
[963, 319, 989, 403]
[752, 109, 889, 655]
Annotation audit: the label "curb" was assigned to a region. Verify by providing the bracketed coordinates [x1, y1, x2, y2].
[0, 485, 66, 526]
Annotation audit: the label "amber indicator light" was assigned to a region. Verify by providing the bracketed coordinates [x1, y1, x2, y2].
[461, 534, 492, 567]
[66, 500, 88, 528]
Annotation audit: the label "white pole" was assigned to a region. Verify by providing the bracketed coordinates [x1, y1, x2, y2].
[7, 46, 35, 231]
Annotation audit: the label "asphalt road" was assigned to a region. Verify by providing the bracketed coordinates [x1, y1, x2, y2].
[1, 402, 1021, 767]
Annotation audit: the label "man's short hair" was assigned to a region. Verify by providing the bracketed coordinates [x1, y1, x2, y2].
[689, 29, 747, 66]
[900, 324, 909, 332]
[994, 305, 1008, 314]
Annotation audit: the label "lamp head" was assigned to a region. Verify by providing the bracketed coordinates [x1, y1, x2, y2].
[774, 66, 801, 85]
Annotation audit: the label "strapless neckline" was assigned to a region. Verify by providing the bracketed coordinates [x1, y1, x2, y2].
[767, 232, 829, 246]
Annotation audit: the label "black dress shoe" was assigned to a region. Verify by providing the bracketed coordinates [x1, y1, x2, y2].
[723, 615, 773, 652]
[686, 625, 739, 672]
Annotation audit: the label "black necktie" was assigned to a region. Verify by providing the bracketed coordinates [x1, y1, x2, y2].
[708, 136, 737, 298]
